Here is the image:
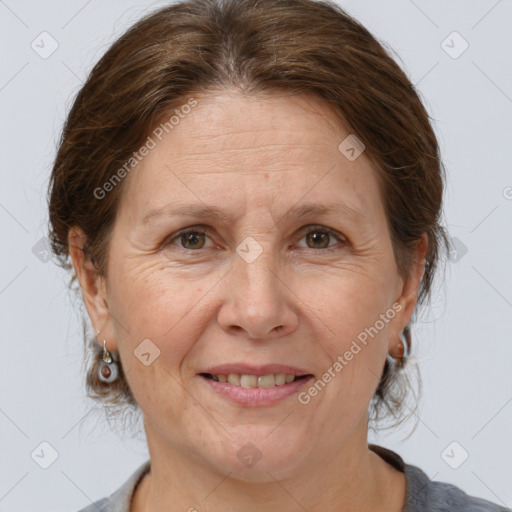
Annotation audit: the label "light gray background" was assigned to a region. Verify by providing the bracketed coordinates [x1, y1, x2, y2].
[1, 0, 511, 510]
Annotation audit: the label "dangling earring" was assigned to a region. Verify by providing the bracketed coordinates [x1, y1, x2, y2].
[389, 325, 411, 364]
[98, 340, 119, 383]
[399, 325, 411, 358]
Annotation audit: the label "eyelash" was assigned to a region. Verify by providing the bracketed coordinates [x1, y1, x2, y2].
[164, 225, 346, 253]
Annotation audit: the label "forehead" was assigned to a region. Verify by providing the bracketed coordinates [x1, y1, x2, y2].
[118, 90, 384, 225]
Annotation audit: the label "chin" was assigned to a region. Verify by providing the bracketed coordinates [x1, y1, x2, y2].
[203, 433, 311, 482]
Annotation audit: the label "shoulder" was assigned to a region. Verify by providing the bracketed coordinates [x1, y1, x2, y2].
[368, 444, 510, 512]
[75, 497, 110, 512]
[73, 460, 151, 512]
[404, 463, 510, 512]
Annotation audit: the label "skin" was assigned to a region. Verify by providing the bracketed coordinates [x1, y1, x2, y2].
[69, 89, 427, 512]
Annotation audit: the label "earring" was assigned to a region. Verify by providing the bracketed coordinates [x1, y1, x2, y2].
[389, 325, 411, 363]
[98, 340, 119, 383]
[400, 325, 411, 358]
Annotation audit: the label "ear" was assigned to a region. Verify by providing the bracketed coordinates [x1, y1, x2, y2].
[389, 232, 428, 349]
[68, 227, 117, 351]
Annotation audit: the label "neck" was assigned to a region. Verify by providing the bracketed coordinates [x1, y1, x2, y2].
[132, 419, 405, 512]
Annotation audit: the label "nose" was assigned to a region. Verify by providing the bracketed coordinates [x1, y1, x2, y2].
[217, 243, 299, 340]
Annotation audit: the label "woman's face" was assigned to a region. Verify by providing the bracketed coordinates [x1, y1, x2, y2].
[74, 90, 424, 480]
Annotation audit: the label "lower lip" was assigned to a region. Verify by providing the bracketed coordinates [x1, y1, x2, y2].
[199, 375, 314, 407]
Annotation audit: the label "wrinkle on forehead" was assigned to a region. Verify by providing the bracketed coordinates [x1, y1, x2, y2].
[118, 89, 384, 239]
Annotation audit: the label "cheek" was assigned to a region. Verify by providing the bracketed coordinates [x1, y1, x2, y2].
[107, 261, 208, 368]
[304, 280, 395, 429]
[310, 268, 396, 375]
[110, 255, 205, 322]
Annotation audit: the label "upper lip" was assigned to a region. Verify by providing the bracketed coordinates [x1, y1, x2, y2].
[201, 363, 312, 376]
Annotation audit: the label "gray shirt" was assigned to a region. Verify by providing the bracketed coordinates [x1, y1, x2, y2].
[76, 444, 510, 511]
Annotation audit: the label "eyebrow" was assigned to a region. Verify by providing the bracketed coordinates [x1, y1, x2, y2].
[140, 201, 364, 226]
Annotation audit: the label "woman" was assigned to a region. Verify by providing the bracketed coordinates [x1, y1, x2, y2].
[47, 0, 509, 510]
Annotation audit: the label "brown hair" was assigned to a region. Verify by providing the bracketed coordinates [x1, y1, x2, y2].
[47, 0, 449, 430]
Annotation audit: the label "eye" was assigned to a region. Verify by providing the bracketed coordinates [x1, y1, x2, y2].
[295, 225, 345, 251]
[166, 227, 213, 250]
[164, 225, 346, 252]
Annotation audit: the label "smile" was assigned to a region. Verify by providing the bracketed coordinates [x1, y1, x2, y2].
[199, 373, 314, 407]
[202, 373, 309, 388]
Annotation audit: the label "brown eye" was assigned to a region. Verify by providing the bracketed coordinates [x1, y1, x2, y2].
[165, 228, 213, 250]
[165, 225, 345, 253]
[180, 231, 207, 249]
[305, 230, 332, 249]
[297, 226, 345, 251]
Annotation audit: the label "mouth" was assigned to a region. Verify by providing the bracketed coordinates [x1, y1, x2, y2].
[197, 365, 315, 407]
[200, 372, 312, 388]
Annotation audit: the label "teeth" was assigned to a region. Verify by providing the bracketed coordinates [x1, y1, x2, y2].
[257, 375, 275, 388]
[211, 373, 298, 388]
[227, 374, 241, 386]
[240, 375, 258, 388]
[275, 374, 286, 386]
